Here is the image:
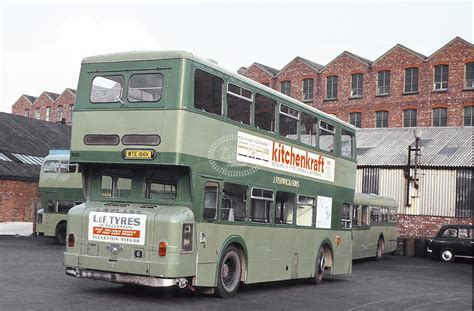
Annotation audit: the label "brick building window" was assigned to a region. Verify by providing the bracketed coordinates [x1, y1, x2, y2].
[281, 81, 291, 96]
[375, 111, 388, 128]
[34, 108, 40, 120]
[432, 107, 447, 127]
[349, 112, 361, 128]
[326, 76, 338, 100]
[465, 62, 474, 89]
[404, 67, 419, 93]
[377, 71, 390, 96]
[302, 78, 314, 101]
[57, 105, 64, 122]
[24, 109, 29, 117]
[46, 107, 51, 121]
[350, 73, 363, 98]
[464, 106, 473, 126]
[69, 104, 74, 121]
[434, 65, 448, 91]
[403, 109, 417, 127]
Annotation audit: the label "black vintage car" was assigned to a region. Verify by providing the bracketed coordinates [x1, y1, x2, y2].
[427, 224, 473, 262]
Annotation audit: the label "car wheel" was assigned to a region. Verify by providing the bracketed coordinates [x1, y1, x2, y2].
[376, 238, 385, 261]
[440, 249, 454, 263]
[55, 222, 67, 245]
[216, 246, 241, 298]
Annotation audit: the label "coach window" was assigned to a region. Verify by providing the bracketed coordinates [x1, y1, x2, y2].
[361, 205, 370, 225]
[227, 83, 252, 125]
[300, 112, 317, 147]
[275, 191, 295, 225]
[297, 195, 315, 227]
[250, 188, 273, 223]
[319, 121, 335, 152]
[370, 206, 380, 222]
[279, 104, 299, 140]
[43, 160, 60, 173]
[341, 129, 354, 158]
[194, 69, 223, 116]
[90, 75, 124, 103]
[203, 182, 219, 221]
[254, 94, 276, 132]
[341, 203, 352, 229]
[221, 183, 247, 222]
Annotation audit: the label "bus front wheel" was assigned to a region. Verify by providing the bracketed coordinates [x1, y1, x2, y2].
[55, 222, 67, 245]
[216, 246, 241, 298]
[376, 238, 385, 261]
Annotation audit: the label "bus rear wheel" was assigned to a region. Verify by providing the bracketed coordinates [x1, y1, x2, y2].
[216, 246, 241, 298]
[55, 222, 67, 245]
[376, 238, 385, 261]
[313, 246, 327, 284]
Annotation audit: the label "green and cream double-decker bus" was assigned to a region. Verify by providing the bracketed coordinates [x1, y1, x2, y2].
[342, 193, 398, 260]
[36, 150, 84, 244]
[64, 51, 357, 297]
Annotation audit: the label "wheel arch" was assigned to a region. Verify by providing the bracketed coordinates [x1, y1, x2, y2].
[215, 235, 248, 284]
[317, 238, 334, 273]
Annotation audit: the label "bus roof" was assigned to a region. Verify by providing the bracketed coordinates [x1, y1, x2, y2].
[353, 193, 398, 208]
[81, 50, 355, 130]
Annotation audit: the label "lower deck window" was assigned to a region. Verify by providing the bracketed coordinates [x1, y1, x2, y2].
[297, 195, 315, 227]
[250, 188, 273, 223]
[275, 191, 295, 224]
[101, 171, 132, 198]
[203, 182, 218, 221]
[221, 183, 247, 222]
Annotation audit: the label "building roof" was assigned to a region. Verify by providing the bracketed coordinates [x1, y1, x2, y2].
[297, 57, 324, 71]
[255, 62, 279, 76]
[0, 113, 71, 181]
[45, 92, 60, 101]
[356, 127, 473, 168]
[24, 95, 38, 103]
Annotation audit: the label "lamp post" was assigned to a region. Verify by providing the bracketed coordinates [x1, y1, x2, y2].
[405, 129, 421, 207]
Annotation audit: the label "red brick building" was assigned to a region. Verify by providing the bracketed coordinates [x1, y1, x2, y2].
[11, 88, 76, 126]
[240, 37, 474, 128]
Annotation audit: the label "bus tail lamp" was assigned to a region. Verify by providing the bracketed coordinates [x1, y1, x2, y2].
[159, 241, 167, 257]
[68, 233, 76, 248]
[181, 224, 193, 252]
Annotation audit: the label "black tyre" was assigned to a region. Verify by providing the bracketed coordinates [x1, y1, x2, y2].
[376, 238, 385, 261]
[55, 222, 67, 245]
[216, 246, 241, 298]
[440, 249, 455, 263]
[313, 246, 326, 284]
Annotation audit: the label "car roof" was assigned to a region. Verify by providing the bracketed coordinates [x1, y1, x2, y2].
[439, 224, 473, 230]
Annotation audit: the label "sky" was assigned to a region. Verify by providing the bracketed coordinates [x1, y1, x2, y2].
[0, 0, 472, 113]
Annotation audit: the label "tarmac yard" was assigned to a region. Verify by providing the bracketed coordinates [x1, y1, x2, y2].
[0, 236, 472, 311]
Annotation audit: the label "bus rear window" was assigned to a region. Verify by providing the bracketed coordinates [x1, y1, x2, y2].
[101, 169, 132, 198]
[128, 73, 163, 102]
[90, 75, 124, 103]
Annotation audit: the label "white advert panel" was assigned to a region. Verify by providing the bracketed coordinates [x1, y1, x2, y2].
[316, 196, 333, 229]
[88, 212, 147, 245]
[236, 131, 335, 182]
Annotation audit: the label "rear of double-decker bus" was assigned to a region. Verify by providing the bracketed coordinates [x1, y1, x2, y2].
[64, 52, 198, 290]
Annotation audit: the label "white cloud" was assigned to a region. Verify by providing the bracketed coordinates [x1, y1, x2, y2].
[1, 16, 159, 112]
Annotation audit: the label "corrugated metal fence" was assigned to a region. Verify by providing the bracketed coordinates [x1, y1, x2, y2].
[356, 168, 473, 218]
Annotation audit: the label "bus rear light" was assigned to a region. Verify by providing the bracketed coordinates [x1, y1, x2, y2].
[182, 224, 193, 252]
[68, 233, 75, 248]
[159, 241, 167, 257]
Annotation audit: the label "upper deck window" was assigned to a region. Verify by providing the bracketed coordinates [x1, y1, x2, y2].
[279, 104, 299, 140]
[341, 129, 355, 158]
[319, 121, 335, 152]
[194, 69, 223, 115]
[127, 73, 163, 102]
[227, 83, 252, 125]
[254, 94, 276, 132]
[90, 75, 124, 103]
[43, 160, 60, 173]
